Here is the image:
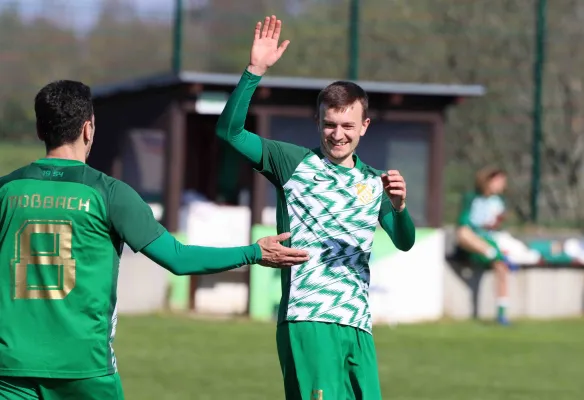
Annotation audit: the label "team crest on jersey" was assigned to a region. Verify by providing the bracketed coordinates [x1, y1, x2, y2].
[355, 182, 374, 205]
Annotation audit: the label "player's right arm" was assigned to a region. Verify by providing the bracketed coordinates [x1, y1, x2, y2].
[215, 15, 290, 167]
[109, 180, 309, 274]
[216, 16, 308, 186]
[215, 68, 264, 166]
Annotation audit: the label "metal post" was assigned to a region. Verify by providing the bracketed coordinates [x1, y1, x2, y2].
[348, 0, 360, 80]
[172, 0, 184, 74]
[530, 0, 547, 222]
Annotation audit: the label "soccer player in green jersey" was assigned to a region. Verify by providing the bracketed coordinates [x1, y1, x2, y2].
[0, 80, 310, 399]
[216, 15, 416, 400]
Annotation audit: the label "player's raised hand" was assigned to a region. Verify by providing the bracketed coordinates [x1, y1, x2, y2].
[382, 170, 407, 212]
[247, 15, 290, 76]
[256, 232, 309, 268]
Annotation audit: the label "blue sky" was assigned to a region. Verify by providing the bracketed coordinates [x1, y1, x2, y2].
[2, 0, 174, 31]
[2, 0, 307, 32]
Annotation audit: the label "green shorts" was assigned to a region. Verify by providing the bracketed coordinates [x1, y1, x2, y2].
[0, 373, 124, 400]
[466, 232, 504, 267]
[277, 321, 381, 400]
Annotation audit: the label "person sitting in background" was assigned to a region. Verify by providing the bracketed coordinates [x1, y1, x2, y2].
[455, 166, 517, 326]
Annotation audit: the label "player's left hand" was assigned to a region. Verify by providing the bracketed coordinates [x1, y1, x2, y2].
[381, 170, 406, 212]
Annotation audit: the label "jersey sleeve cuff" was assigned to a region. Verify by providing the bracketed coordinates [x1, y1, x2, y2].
[393, 204, 407, 215]
[130, 225, 167, 253]
[250, 243, 262, 264]
[242, 68, 263, 83]
[393, 206, 412, 223]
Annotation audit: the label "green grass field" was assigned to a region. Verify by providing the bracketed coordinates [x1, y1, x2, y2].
[115, 315, 584, 400]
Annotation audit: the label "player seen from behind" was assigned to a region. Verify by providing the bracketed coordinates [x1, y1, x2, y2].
[0, 80, 309, 399]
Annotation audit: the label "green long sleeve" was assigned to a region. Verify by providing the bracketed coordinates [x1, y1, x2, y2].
[141, 231, 262, 275]
[378, 197, 416, 251]
[457, 192, 474, 227]
[216, 69, 264, 165]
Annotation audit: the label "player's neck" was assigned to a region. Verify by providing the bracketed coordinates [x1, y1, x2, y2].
[45, 145, 86, 164]
[338, 156, 355, 168]
[328, 153, 355, 168]
[320, 145, 355, 168]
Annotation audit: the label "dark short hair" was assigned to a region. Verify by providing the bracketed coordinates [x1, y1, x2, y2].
[317, 81, 369, 120]
[34, 80, 93, 150]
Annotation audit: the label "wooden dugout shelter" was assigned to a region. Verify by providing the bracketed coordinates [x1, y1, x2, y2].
[90, 70, 484, 311]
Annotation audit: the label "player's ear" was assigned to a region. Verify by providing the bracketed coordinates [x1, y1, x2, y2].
[82, 120, 93, 145]
[360, 117, 370, 137]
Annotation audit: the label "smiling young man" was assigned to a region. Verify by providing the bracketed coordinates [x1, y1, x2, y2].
[216, 16, 416, 400]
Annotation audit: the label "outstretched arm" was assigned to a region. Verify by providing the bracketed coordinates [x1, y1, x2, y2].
[216, 15, 290, 166]
[110, 179, 309, 273]
[141, 231, 309, 275]
[216, 70, 264, 165]
[142, 231, 260, 275]
[217, 16, 310, 189]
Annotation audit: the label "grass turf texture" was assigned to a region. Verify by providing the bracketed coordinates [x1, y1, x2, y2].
[115, 314, 584, 400]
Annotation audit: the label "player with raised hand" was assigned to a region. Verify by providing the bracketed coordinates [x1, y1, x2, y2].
[0, 80, 309, 399]
[216, 15, 416, 400]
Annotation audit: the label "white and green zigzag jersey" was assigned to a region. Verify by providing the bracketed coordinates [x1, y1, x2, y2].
[258, 139, 391, 334]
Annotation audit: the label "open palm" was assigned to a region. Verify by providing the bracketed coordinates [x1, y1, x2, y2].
[249, 15, 290, 75]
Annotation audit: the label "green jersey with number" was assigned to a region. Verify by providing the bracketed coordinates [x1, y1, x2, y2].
[259, 140, 391, 334]
[0, 158, 164, 379]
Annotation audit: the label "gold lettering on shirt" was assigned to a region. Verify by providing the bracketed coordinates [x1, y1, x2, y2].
[8, 194, 90, 213]
[43, 196, 54, 209]
[55, 197, 67, 209]
[66, 197, 78, 210]
[31, 194, 42, 208]
[78, 198, 90, 212]
[19, 195, 29, 208]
